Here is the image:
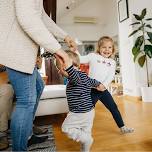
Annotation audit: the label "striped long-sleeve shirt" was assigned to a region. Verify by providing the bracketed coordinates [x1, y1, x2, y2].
[66, 65, 101, 113]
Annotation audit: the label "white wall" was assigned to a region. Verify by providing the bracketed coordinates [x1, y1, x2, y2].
[117, 0, 152, 96]
[57, 0, 152, 97]
[57, 0, 118, 41]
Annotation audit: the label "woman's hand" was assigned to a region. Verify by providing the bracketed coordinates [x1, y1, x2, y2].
[54, 53, 72, 69]
[55, 49, 69, 64]
[54, 54, 71, 77]
[64, 36, 77, 51]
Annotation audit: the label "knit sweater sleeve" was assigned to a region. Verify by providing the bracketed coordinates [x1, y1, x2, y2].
[42, 8, 68, 40]
[15, 0, 61, 53]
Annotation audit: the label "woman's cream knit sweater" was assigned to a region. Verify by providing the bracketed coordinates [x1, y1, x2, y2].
[0, 0, 67, 74]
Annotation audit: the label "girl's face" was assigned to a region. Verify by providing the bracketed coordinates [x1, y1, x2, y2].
[99, 40, 113, 58]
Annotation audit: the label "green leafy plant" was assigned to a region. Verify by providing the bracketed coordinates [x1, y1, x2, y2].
[129, 8, 152, 86]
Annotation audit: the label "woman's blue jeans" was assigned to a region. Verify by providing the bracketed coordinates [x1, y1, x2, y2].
[6, 67, 44, 151]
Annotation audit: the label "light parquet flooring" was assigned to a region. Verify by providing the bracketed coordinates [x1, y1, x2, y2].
[51, 95, 152, 152]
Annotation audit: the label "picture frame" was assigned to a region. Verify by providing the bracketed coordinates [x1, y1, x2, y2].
[118, 0, 129, 22]
[84, 44, 95, 54]
[82, 41, 97, 55]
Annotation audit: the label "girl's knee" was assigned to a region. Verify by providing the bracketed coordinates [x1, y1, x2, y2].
[79, 134, 93, 143]
[62, 127, 80, 141]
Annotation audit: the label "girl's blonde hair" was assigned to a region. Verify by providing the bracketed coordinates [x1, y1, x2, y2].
[55, 50, 80, 70]
[96, 36, 115, 57]
[65, 50, 80, 67]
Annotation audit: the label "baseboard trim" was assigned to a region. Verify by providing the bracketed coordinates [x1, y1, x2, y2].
[123, 95, 142, 102]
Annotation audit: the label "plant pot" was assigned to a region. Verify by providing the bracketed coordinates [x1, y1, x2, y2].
[141, 87, 152, 102]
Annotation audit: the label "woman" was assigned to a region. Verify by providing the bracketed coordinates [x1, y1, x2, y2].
[0, 0, 76, 150]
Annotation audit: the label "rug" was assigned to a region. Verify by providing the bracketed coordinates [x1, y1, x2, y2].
[7, 125, 56, 152]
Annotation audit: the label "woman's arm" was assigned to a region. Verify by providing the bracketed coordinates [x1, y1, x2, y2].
[42, 8, 68, 40]
[42, 8, 77, 51]
[15, 0, 61, 54]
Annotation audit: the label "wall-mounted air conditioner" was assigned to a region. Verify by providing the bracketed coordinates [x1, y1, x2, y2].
[73, 16, 97, 24]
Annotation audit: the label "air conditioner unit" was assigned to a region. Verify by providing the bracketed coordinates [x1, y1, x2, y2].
[73, 16, 97, 24]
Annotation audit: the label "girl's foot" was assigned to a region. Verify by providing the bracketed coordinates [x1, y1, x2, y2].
[120, 126, 134, 134]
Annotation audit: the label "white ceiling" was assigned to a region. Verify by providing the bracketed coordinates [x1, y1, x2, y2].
[57, 0, 88, 20]
[56, 0, 117, 24]
[56, 0, 119, 41]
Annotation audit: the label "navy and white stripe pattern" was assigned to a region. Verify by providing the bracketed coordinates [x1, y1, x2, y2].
[66, 65, 101, 113]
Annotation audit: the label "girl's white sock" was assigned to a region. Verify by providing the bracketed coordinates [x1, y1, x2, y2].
[120, 126, 134, 134]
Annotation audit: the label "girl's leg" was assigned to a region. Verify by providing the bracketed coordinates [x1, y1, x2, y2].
[62, 110, 95, 151]
[91, 89, 124, 128]
[91, 89, 134, 133]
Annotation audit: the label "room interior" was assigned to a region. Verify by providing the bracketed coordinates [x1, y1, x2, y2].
[42, 0, 152, 98]
[32, 0, 152, 151]
[0, 0, 151, 151]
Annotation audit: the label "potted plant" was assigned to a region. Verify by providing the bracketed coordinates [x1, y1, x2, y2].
[129, 8, 152, 102]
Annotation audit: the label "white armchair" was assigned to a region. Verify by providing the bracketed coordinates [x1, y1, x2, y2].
[35, 85, 69, 116]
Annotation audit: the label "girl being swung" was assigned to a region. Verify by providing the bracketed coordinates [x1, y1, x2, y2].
[76, 36, 134, 134]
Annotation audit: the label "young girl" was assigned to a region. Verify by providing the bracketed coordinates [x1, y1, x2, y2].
[76, 36, 134, 134]
[55, 51, 104, 152]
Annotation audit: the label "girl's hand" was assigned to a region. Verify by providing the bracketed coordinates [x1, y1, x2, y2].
[54, 54, 72, 69]
[96, 84, 106, 92]
[55, 49, 69, 64]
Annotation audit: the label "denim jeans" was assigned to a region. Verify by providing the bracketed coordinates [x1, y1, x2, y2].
[6, 67, 44, 151]
[91, 88, 124, 128]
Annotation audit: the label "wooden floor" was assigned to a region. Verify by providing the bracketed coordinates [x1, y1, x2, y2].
[36, 96, 152, 151]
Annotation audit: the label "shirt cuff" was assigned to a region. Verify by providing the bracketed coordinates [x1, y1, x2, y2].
[65, 65, 74, 74]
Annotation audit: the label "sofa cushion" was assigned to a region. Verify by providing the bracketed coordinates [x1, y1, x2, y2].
[36, 98, 68, 116]
[40, 85, 66, 99]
